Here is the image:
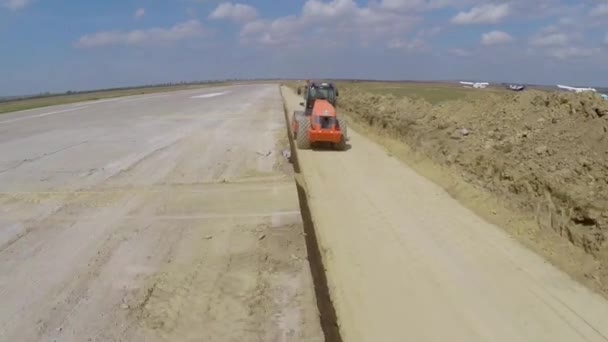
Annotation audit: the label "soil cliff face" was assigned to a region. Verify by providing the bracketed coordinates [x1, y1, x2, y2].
[339, 85, 608, 291]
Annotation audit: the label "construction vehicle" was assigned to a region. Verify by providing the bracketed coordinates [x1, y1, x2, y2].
[292, 81, 348, 150]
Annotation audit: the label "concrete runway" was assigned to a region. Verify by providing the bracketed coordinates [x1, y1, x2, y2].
[0, 85, 323, 341]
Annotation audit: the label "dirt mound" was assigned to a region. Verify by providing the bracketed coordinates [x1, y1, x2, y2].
[338, 85, 608, 291]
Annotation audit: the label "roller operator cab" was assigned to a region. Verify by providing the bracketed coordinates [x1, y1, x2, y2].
[292, 82, 348, 151]
[303, 82, 339, 113]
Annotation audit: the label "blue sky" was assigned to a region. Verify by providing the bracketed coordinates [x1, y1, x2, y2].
[1, 0, 607, 95]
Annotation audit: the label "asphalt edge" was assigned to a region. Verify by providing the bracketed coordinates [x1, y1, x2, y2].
[280, 85, 343, 342]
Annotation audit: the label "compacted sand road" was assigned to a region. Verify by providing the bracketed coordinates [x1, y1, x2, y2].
[0, 85, 323, 342]
[282, 86, 608, 342]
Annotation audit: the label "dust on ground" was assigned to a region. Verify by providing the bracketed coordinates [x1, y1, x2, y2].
[333, 83, 608, 296]
[0, 85, 323, 342]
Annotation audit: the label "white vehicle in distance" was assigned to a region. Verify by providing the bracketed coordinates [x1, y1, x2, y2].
[459, 81, 489, 89]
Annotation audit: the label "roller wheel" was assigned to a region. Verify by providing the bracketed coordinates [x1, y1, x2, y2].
[336, 137, 347, 151]
[338, 117, 348, 139]
[336, 118, 348, 150]
[296, 118, 311, 149]
[293, 111, 304, 139]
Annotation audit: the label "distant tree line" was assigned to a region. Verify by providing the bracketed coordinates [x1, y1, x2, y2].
[0, 78, 281, 103]
[3, 79, 604, 103]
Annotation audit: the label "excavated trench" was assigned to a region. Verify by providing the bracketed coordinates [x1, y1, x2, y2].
[282, 101, 343, 342]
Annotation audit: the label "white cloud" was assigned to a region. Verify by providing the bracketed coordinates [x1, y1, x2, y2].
[209, 2, 258, 23]
[423, 26, 442, 36]
[590, 3, 608, 17]
[529, 32, 569, 47]
[134, 8, 145, 20]
[388, 37, 428, 51]
[508, 0, 582, 20]
[547, 46, 597, 59]
[75, 20, 206, 48]
[241, 16, 306, 46]
[388, 26, 440, 51]
[302, 0, 357, 17]
[481, 30, 513, 45]
[449, 48, 473, 57]
[451, 3, 510, 24]
[378, 0, 456, 11]
[1, 0, 31, 10]
[240, 0, 419, 47]
[526, 24, 598, 60]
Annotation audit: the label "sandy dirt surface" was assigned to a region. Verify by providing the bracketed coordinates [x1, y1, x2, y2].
[0, 85, 323, 342]
[337, 85, 608, 295]
[282, 85, 608, 342]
